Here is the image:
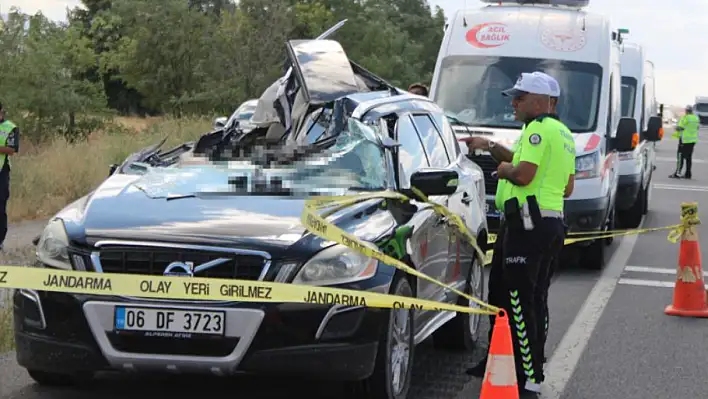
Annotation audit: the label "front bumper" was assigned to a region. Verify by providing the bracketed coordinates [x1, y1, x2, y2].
[13, 288, 384, 380]
[615, 174, 641, 210]
[563, 196, 610, 236]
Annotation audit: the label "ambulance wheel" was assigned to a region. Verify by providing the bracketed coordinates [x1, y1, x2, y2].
[618, 184, 644, 229]
[604, 207, 616, 246]
[433, 254, 484, 351]
[580, 239, 605, 270]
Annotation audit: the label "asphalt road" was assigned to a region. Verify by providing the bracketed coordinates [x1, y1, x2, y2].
[1, 127, 707, 399]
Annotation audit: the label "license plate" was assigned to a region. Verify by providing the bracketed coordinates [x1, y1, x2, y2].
[114, 306, 226, 337]
[486, 202, 500, 218]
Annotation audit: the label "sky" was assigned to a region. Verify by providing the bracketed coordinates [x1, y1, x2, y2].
[2, 0, 705, 106]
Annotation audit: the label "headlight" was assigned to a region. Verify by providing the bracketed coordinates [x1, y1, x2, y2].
[36, 219, 72, 270]
[292, 244, 378, 286]
[575, 151, 600, 180]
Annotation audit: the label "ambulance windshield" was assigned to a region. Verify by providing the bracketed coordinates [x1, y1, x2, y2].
[433, 55, 602, 133]
[621, 77, 637, 118]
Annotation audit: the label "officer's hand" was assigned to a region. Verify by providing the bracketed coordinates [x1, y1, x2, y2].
[497, 162, 513, 179]
[458, 136, 489, 151]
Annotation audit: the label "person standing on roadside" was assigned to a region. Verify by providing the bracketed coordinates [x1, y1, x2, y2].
[460, 72, 574, 397]
[0, 103, 19, 251]
[669, 104, 699, 179]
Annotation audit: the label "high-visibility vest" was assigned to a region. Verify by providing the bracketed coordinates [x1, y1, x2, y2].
[678, 114, 699, 144]
[0, 120, 16, 168]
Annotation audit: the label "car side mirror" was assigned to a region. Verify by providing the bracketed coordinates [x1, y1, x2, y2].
[644, 116, 663, 142]
[613, 117, 639, 152]
[108, 164, 118, 177]
[213, 117, 228, 130]
[405, 168, 459, 197]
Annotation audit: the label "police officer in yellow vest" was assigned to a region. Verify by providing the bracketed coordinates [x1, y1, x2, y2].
[0, 103, 19, 250]
[669, 105, 699, 179]
[460, 72, 575, 397]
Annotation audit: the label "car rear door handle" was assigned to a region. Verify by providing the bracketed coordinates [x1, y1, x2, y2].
[462, 192, 472, 205]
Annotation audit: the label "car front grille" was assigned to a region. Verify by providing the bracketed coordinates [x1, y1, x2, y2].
[93, 245, 269, 281]
[468, 153, 499, 195]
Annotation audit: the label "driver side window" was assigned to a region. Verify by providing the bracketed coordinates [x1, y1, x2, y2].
[395, 114, 430, 187]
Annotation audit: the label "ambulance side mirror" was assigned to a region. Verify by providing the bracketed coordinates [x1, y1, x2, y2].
[613, 117, 639, 152]
[644, 116, 663, 142]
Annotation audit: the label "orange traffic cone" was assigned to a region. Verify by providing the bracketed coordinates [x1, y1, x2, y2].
[665, 203, 708, 317]
[479, 310, 519, 399]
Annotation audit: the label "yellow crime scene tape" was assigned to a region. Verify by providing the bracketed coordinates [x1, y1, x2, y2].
[0, 189, 503, 317]
[485, 202, 699, 253]
[300, 188, 498, 315]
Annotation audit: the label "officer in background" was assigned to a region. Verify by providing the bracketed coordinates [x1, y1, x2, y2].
[460, 72, 575, 397]
[669, 104, 699, 179]
[407, 83, 429, 97]
[0, 103, 19, 250]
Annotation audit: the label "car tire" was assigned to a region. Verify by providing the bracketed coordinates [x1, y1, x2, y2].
[355, 272, 415, 399]
[432, 253, 484, 351]
[27, 369, 87, 387]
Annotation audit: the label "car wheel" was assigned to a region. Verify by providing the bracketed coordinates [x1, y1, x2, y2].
[27, 369, 88, 387]
[432, 253, 484, 351]
[357, 272, 415, 399]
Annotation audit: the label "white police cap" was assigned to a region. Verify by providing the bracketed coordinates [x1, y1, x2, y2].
[502, 71, 561, 97]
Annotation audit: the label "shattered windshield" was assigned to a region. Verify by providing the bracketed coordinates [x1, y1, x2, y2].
[289, 118, 390, 191]
[131, 118, 390, 198]
[433, 55, 603, 133]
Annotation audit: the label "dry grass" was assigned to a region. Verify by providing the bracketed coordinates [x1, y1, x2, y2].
[7, 116, 213, 223]
[0, 303, 11, 353]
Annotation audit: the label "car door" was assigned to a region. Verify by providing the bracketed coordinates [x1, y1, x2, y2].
[408, 112, 456, 307]
[428, 111, 484, 296]
[393, 112, 446, 332]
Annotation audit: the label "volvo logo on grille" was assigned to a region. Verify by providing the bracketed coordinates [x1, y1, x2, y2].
[163, 261, 195, 277]
[162, 258, 233, 277]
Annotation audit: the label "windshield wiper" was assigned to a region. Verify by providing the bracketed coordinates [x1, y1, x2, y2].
[445, 113, 475, 128]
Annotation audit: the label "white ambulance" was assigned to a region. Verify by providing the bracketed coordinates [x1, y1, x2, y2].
[694, 96, 708, 125]
[615, 41, 663, 229]
[430, 0, 638, 269]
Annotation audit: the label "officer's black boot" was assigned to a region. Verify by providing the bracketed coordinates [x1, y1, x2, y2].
[465, 357, 488, 377]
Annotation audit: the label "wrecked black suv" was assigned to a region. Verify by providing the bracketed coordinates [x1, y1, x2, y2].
[15, 36, 488, 399]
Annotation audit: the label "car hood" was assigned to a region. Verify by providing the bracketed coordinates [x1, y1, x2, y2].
[60, 166, 395, 252]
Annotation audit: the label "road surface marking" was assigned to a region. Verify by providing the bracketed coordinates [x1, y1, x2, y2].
[618, 278, 708, 289]
[655, 156, 707, 164]
[624, 265, 708, 276]
[541, 217, 644, 398]
[653, 183, 708, 192]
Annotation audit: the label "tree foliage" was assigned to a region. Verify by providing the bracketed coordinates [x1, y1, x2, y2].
[0, 0, 446, 141]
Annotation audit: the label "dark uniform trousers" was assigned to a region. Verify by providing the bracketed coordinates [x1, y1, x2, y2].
[0, 163, 9, 245]
[486, 215, 565, 387]
[676, 140, 696, 178]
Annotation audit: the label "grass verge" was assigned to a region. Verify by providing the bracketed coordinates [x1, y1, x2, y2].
[0, 301, 12, 353]
[8, 116, 213, 223]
